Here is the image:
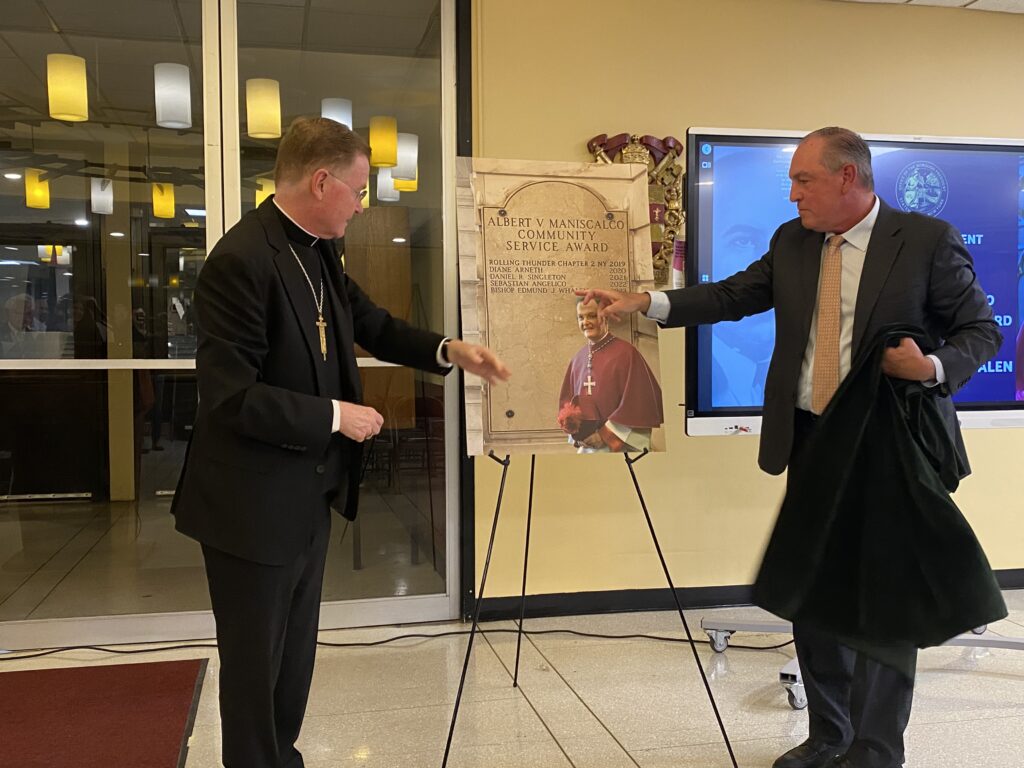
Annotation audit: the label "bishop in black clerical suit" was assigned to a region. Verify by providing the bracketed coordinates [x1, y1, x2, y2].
[171, 117, 509, 768]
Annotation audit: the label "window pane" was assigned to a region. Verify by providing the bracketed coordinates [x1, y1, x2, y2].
[0, 368, 206, 620]
[0, 0, 205, 360]
[322, 367, 448, 600]
[235, 0, 449, 603]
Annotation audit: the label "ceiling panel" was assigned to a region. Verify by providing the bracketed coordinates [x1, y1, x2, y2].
[836, 0, 1024, 11]
[309, 0, 438, 18]
[238, 0, 307, 7]
[41, 0, 185, 42]
[237, 5, 305, 49]
[303, 11, 433, 56]
[969, 0, 1024, 12]
[2, 0, 54, 31]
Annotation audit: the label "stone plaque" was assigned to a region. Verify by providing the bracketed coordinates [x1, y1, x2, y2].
[458, 158, 665, 456]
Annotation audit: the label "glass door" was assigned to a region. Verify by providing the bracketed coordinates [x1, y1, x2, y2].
[0, 0, 461, 648]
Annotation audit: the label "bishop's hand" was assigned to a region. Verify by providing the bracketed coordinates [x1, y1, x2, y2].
[337, 402, 384, 442]
[446, 340, 511, 385]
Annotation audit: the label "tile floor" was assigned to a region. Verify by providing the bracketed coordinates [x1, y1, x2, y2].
[3, 596, 1024, 767]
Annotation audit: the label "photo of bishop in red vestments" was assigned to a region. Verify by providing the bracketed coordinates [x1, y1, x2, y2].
[558, 298, 664, 452]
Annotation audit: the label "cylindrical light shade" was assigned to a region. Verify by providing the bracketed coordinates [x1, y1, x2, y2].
[154, 63, 192, 129]
[37, 245, 63, 263]
[376, 167, 400, 202]
[91, 178, 113, 214]
[25, 169, 50, 209]
[394, 167, 418, 193]
[369, 116, 397, 167]
[152, 182, 175, 219]
[255, 177, 275, 207]
[393, 133, 418, 180]
[245, 78, 281, 139]
[47, 53, 89, 122]
[321, 98, 352, 128]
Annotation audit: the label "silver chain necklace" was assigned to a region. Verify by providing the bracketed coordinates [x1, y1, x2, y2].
[288, 244, 327, 361]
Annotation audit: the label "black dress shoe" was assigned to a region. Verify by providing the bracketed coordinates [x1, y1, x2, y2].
[824, 758, 873, 768]
[773, 739, 847, 768]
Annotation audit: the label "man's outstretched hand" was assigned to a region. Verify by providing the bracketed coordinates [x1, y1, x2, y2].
[446, 340, 511, 385]
[574, 288, 651, 322]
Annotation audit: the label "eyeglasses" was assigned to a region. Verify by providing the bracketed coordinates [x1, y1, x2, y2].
[325, 170, 368, 202]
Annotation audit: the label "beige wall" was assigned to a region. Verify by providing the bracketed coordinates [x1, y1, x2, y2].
[470, 0, 1024, 597]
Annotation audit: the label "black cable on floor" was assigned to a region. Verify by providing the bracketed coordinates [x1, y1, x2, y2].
[0, 627, 792, 661]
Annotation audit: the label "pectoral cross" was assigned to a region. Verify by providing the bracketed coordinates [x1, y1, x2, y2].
[316, 313, 327, 361]
[583, 375, 596, 395]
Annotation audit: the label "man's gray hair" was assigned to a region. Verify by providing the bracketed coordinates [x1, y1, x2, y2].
[805, 127, 874, 192]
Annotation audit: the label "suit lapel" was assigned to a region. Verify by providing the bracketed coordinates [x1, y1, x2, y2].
[259, 200, 326, 395]
[852, 202, 902, 357]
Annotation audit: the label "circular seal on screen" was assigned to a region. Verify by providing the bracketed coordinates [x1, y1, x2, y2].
[896, 161, 948, 217]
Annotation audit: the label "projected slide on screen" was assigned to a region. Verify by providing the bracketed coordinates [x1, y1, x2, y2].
[686, 131, 1024, 420]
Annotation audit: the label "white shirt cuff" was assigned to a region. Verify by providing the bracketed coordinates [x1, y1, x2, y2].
[645, 291, 670, 323]
[437, 337, 453, 368]
[331, 399, 341, 433]
[924, 354, 946, 388]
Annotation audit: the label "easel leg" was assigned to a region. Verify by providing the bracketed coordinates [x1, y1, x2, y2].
[624, 452, 738, 768]
[442, 452, 511, 768]
[513, 454, 536, 687]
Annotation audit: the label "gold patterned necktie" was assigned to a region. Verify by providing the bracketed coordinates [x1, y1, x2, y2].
[810, 234, 845, 414]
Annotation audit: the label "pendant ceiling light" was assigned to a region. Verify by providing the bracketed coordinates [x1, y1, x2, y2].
[25, 169, 50, 209]
[152, 182, 175, 219]
[394, 167, 418, 193]
[47, 53, 89, 122]
[321, 98, 352, 129]
[255, 177, 275, 207]
[393, 133, 418, 181]
[369, 116, 397, 168]
[154, 63, 192, 129]
[37, 245, 64, 264]
[91, 178, 113, 215]
[376, 167, 399, 202]
[246, 78, 282, 139]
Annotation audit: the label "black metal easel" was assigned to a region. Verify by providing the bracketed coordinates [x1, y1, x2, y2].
[441, 450, 738, 768]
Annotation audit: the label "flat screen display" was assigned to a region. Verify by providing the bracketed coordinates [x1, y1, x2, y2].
[685, 128, 1024, 434]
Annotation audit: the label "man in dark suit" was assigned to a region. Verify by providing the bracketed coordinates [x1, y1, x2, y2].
[172, 117, 509, 768]
[581, 127, 1000, 768]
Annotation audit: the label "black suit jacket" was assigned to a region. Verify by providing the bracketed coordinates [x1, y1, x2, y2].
[172, 199, 449, 565]
[666, 200, 1001, 474]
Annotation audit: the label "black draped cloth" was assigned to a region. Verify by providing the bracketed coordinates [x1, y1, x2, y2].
[754, 325, 1006, 660]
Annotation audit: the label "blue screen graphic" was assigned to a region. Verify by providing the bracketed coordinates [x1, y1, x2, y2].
[688, 133, 1024, 413]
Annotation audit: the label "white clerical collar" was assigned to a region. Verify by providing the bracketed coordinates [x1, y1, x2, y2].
[273, 198, 320, 246]
[828, 195, 880, 252]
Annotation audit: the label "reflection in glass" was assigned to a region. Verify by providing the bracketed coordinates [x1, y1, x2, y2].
[0, 1, 205, 360]
[234, 0, 450, 604]
[0, 366, 446, 619]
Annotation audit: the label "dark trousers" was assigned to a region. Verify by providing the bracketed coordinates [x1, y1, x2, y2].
[791, 410, 916, 768]
[202, 506, 331, 768]
[794, 623, 915, 767]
